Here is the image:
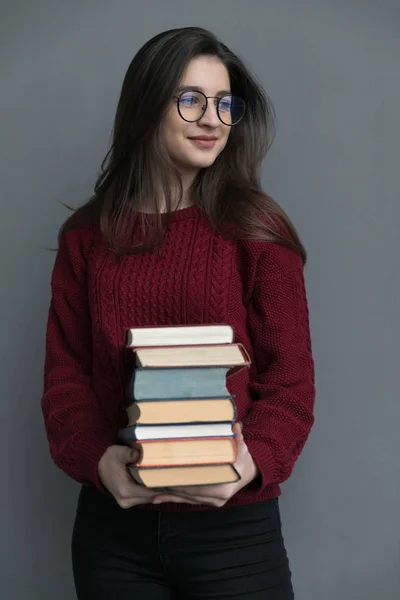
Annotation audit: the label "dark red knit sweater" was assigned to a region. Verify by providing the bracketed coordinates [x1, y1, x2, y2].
[41, 205, 315, 511]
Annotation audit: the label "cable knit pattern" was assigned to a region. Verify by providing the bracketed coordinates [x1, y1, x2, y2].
[41, 205, 316, 512]
[185, 218, 212, 324]
[208, 236, 233, 324]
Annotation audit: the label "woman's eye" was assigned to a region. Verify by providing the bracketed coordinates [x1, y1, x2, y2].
[219, 100, 232, 112]
[180, 95, 199, 106]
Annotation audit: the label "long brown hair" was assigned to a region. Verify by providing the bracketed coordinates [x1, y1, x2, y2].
[60, 26, 306, 262]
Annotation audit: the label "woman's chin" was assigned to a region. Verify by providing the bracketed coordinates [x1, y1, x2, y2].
[172, 153, 219, 176]
[184, 156, 218, 170]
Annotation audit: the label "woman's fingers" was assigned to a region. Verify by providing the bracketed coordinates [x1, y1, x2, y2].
[149, 424, 246, 507]
[232, 421, 245, 449]
[152, 494, 202, 505]
[153, 494, 224, 506]
[232, 421, 243, 435]
[172, 483, 223, 496]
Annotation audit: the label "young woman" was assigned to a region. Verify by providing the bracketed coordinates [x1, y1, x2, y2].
[41, 26, 315, 599]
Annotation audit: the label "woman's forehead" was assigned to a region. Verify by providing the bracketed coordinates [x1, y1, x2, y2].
[179, 56, 231, 93]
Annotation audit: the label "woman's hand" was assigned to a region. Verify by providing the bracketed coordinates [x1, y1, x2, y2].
[152, 423, 259, 507]
[98, 445, 159, 508]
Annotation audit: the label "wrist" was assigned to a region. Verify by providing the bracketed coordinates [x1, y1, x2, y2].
[240, 453, 258, 487]
[248, 456, 259, 483]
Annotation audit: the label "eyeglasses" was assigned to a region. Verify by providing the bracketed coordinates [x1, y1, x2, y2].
[174, 90, 246, 126]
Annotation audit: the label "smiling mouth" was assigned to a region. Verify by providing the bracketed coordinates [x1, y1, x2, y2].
[188, 137, 218, 148]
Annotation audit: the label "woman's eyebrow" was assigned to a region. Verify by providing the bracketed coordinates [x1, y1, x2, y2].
[177, 85, 231, 95]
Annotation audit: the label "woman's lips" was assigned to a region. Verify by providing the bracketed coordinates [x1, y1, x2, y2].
[188, 137, 218, 148]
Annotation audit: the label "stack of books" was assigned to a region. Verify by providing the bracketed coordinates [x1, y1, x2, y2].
[117, 324, 251, 488]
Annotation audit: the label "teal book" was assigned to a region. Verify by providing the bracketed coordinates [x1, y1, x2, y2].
[127, 366, 231, 401]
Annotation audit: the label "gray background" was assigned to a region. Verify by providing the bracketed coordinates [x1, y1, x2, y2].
[1, 1, 399, 598]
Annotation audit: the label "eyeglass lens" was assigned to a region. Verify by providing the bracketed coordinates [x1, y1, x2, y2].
[178, 91, 245, 125]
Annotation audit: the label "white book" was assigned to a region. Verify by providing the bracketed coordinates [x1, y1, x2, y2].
[133, 422, 234, 441]
[126, 324, 234, 348]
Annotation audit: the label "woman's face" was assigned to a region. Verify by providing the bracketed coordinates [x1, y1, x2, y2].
[162, 55, 232, 179]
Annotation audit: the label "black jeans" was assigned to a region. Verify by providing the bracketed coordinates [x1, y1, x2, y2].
[72, 485, 294, 599]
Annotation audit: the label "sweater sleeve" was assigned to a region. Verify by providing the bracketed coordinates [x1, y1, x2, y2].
[242, 243, 316, 491]
[41, 225, 115, 491]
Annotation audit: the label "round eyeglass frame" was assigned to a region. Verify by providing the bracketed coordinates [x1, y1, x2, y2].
[174, 90, 246, 126]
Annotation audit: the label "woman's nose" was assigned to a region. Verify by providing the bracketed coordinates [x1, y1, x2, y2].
[199, 100, 220, 127]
